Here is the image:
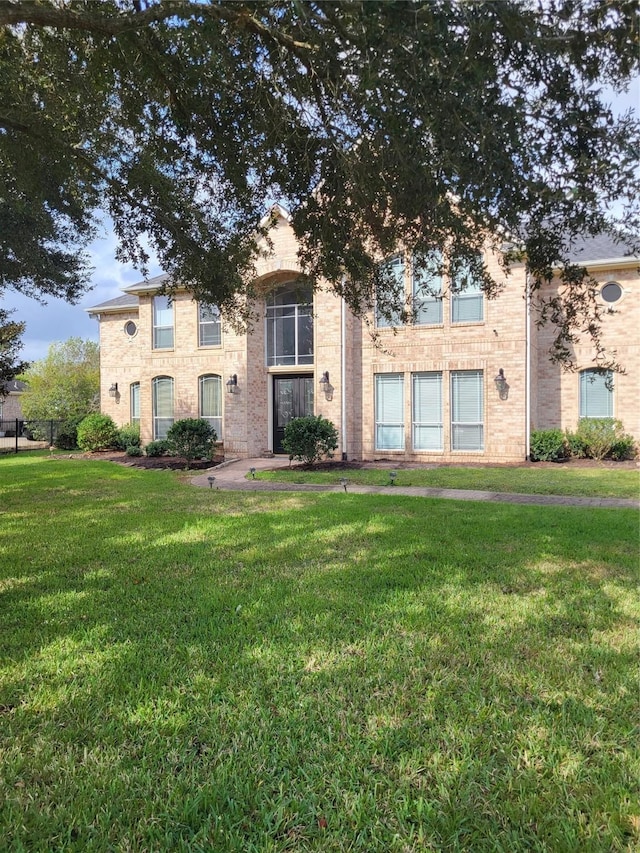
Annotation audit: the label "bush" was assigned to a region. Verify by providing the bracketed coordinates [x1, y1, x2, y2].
[125, 445, 143, 457]
[564, 430, 587, 459]
[573, 418, 633, 461]
[608, 436, 637, 461]
[166, 418, 216, 466]
[529, 428, 568, 462]
[76, 414, 119, 452]
[282, 415, 339, 467]
[145, 440, 169, 457]
[116, 422, 141, 450]
[54, 417, 84, 450]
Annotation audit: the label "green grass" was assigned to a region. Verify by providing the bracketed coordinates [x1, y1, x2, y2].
[1, 454, 639, 852]
[257, 463, 639, 499]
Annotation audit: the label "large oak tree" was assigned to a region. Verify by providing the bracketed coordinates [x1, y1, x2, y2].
[1, 0, 638, 365]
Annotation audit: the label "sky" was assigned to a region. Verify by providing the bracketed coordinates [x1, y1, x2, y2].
[2, 79, 638, 366]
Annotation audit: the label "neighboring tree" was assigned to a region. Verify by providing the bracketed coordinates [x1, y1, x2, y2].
[1, 1, 638, 366]
[282, 415, 339, 467]
[0, 308, 28, 387]
[166, 418, 217, 467]
[76, 413, 119, 451]
[19, 338, 100, 422]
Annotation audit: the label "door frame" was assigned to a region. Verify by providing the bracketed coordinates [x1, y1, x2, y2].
[271, 372, 314, 454]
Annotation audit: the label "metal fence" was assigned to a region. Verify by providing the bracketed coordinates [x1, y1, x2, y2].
[0, 419, 64, 453]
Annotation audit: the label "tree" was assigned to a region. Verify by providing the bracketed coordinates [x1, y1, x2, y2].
[1, 1, 638, 365]
[0, 308, 28, 387]
[19, 338, 100, 422]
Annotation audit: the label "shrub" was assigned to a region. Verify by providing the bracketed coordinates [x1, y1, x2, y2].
[145, 440, 169, 457]
[608, 435, 637, 461]
[54, 417, 84, 450]
[76, 414, 119, 451]
[126, 445, 143, 457]
[529, 428, 568, 462]
[282, 415, 339, 467]
[564, 430, 587, 459]
[166, 418, 216, 466]
[573, 418, 632, 461]
[116, 422, 141, 450]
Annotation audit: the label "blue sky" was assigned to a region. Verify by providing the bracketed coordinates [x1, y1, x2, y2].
[3, 79, 638, 366]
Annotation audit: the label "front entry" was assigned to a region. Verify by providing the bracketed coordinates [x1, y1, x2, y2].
[273, 374, 314, 454]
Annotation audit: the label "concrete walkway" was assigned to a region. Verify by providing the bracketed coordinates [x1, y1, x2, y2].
[191, 457, 640, 509]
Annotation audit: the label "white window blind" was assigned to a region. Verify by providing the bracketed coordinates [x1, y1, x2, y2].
[579, 370, 613, 418]
[152, 376, 174, 439]
[199, 375, 223, 440]
[375, 373, 405, 450]
[412, 251, 443, 325]
[412, 372, 443, 450]
[451, 257, 483, 323]
[198, 304, 221, 347]
[451, 370, 484, 450]
[130, 382, 140, 424]
[153, 296, 174, 349]
[376, 255, 405, 328]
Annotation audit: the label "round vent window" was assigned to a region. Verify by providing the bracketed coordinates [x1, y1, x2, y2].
[124, 320, 138, 337]
[601, 281, 623, 304]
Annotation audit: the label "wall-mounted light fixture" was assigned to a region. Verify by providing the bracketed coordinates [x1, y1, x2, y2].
[494, 368, 508, 400]
[108, 382, 118, 398]
[319, 370, 330, 388]
[226, 374, 238, 394]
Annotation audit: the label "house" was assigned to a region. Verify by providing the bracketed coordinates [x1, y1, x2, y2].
[0, 379, 27, 435]
[87, 208, 639, 462]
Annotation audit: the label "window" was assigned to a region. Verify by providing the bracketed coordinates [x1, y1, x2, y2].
[198, 303, 221, 347]
[412, 252, 443, 325]
[600, 281, 623, 304]
[376, 255, 405, 328]
[153, 296, 174, 349]
[375, 373, 404, 450]
[266, 285, 314, 366]
[152, 376, 174, 439]
[124, 320, 137, 338]
[451, 257, 483, 323]
[412, 372, 443, 450]
[199, 375, 223, 440]
[130, 382, 140, 425]
[579, 369, 613, 418]
[451, 370, 484, 451]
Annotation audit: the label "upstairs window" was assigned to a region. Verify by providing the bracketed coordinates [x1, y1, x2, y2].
[198, 303, 221, 347]
[376, 255, 405, 328]
[152, 376, 174, 439]
[266, 285, 314, 366]
[579, 369, 613, 418]
[451, 256, 484, 323]
[199, 374, 223, 440]
[130, 382, 140, 425]
[412, 251, 443, 325]
[153, 296, 174, 349]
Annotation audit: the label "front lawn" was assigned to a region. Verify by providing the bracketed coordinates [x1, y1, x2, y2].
[256, 463, 639, 499]
[1, 454, 638, 852]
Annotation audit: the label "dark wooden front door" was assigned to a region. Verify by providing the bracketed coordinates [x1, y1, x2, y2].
[273, 375, 314, 454]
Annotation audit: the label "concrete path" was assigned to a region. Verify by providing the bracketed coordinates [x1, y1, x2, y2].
[191, 457, 640, 509]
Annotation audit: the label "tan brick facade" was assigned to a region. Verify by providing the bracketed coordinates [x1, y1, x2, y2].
[91, 212, 639, 461]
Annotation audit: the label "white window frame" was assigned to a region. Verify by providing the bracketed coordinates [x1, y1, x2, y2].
[152, 296, 174, 349]
[199, 374, 223, 440]
[375, 373, 405, 450]
[412, 252, 443, 326]
[130, 382, 140, 425]
[375, 255, 405, 328]
[152, 376, 174, 440]
[412, 372, 443, 450]
[451, 370, 484, 451]
[579, 369, 613, 418]
[265, 285, 314, 367]
[198, 303, 222, 347]
[451, 257, 484, 323]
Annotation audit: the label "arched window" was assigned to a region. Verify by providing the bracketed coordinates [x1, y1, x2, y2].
[266, 284, 313, 366]
[199, 375, 223, 440]
[579, 369, 613, 418]
[152, 376, 174, 439]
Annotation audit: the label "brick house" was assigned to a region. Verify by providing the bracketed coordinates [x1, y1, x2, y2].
[88, 208, 639, 462]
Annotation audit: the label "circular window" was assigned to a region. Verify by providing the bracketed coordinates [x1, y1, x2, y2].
[124, 320, 138, 337]
[601, 281, 623, 304]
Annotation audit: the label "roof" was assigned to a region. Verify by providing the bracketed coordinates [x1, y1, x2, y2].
[1, 379, 27, 394]
[86, 293, 139, 315]
[566, 233, 637, 264]
[122, 273, 170, 294]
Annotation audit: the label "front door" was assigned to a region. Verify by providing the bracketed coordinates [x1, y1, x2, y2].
[273, 375, 314, 454]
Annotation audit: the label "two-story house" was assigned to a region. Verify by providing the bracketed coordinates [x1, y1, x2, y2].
[88, 208, 639, 463]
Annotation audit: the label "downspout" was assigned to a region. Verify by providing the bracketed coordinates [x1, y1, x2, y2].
[341, 277, 348, 460]
[525, 270, 532, 460]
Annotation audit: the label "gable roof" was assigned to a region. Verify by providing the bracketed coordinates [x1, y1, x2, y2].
[1, 379, 27, 394]
[86, 293, 139, 316]
[566, 233, 638, 265]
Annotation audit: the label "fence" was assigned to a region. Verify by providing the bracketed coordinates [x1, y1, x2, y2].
[0, 419, 64, 453]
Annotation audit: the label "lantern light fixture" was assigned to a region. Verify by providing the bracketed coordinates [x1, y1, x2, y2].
[108, 382, 118, 398]
[226, 374, 238, 394]
[494, 368, 508, 399]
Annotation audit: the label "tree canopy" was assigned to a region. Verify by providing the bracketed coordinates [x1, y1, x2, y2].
[18, 338, 100, 422]
[1, 0, 638, 365]
[0, 308, 28, 387]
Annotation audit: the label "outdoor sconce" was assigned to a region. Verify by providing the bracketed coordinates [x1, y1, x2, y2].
[226, 374, 238, 394]
[108, 382, 118, 398]
[319, 370, 333, 401]
[494, 368, 509, 400]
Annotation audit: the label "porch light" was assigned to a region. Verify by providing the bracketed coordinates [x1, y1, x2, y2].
[226, 374, 238, 394]
[494, 369, 508, 400]
[319, 370, 330, 387]
[108, 382, 118, 398]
